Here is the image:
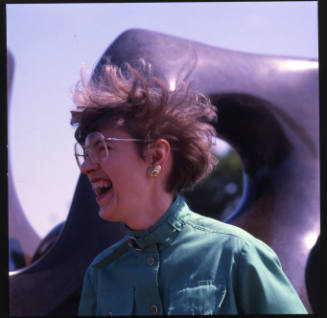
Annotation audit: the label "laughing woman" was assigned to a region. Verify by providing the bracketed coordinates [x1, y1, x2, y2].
[71, 62, 307, 315]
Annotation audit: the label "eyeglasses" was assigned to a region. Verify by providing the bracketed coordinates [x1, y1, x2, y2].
[74, 131, 143, 169]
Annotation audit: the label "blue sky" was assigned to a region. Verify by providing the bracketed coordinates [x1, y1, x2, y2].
[7, 2, 318, 238]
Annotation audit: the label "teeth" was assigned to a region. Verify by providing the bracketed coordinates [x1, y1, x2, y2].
[92, 180, 111, 189]
[92, 180, 112, 195]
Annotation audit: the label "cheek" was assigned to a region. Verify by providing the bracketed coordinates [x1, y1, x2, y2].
[107, 158, 149, 187]
[124, 164, 149, 186]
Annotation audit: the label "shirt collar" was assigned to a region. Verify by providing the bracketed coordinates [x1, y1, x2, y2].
[125, 194, 189, 250]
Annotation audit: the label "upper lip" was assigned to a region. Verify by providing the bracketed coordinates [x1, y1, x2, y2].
[89, 177, 110, 183]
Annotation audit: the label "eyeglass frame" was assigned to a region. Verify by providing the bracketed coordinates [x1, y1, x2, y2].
[74, 131, 144, 169]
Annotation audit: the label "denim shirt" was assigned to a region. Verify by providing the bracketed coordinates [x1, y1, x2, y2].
[78, 195, 307, 315]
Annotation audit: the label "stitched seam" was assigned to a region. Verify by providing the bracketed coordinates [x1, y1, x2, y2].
[183, 219, 254, 247]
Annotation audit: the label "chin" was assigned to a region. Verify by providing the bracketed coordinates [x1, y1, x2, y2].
[98, 206, 120, 222]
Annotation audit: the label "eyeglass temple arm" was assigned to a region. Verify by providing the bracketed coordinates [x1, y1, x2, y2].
[104, 138, 144, 142]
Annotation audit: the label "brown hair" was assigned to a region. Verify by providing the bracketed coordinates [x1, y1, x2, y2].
[71, 61, 218, 193]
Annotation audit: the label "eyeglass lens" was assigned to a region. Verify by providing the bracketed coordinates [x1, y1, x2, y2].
[76, 132, 109, 167]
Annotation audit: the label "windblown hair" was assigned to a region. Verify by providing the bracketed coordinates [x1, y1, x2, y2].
[71, 60, 218, 192]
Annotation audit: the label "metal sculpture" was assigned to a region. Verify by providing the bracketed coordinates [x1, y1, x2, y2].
[9, 28, 319, 315]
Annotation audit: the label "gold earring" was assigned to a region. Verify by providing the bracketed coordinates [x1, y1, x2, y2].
[148, 164, 162, 177]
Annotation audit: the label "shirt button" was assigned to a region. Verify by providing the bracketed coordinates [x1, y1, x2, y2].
[147, 256, 155, 266]
[151, 305, 158, 314]
[128, 241, 133, 248]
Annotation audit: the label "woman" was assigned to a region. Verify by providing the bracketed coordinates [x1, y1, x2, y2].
[71, 61, 307, 315]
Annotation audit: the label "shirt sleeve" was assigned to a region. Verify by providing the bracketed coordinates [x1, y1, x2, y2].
[235, 238, 308, 314]
[78, 267, 97, 316]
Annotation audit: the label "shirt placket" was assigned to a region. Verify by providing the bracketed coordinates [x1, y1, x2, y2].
[133, 244, 163, 315]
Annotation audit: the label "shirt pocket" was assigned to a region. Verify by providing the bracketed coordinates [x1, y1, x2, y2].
[96, 287, 134, 316]
[167, 281, 226, 315]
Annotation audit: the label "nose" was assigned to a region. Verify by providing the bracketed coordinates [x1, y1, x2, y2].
[80, 157, 101, 175]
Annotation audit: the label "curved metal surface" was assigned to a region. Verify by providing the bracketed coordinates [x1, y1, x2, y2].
[9, 174, 125, 315]
[9, 29, 320, 314]
[305, 235, 320, 313]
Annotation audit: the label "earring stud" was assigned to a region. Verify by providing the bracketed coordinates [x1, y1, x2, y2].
[148, 164, 162, 177]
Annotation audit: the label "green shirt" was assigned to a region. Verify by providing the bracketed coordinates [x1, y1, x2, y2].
[78, 195, 307, 315]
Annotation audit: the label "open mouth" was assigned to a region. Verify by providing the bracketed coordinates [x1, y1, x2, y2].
[92, 180, 113, 197]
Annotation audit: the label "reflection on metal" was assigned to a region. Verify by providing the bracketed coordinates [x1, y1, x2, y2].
[9, 29, 320, 315]
[275, 59, 318, 72]
[168, 79, 176, 91]
[303, 231, 319, 251]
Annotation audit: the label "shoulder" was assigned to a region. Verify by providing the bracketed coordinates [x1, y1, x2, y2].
[184, 209, 252, 241]
[183, 209, 276, 256]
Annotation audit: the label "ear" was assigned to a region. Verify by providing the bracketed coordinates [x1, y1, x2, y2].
[146, 139, 171, 168]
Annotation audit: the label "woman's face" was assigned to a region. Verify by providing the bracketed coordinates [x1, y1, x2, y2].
[80, 126, 157, 224]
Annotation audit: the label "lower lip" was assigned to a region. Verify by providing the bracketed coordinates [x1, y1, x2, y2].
[96, 187, 113, 205]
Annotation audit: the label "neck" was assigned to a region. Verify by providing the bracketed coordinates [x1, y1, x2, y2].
[125, 191, 175, 231]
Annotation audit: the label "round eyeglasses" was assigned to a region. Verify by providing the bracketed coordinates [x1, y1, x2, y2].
[74, 131, 143, 169]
